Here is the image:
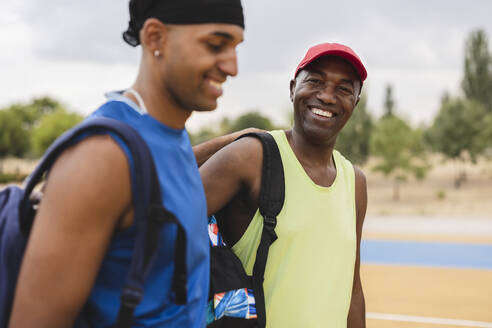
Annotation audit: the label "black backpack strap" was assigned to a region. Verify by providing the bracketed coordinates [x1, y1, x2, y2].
[237, 132, 284, 328]
[21, 117, 187, 328]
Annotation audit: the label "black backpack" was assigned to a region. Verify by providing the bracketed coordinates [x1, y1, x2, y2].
[207, 132, 285, 328]
[0, 117, 187, 327]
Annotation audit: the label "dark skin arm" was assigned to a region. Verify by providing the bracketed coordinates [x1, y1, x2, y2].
[193, 128, 263, 167]
[199, 137, 264, 244]
[347, 166, 367, 327]
[9, 135, 133, 328]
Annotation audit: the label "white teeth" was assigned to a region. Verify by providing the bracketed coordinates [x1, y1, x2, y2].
[209, 80, 222, 90]
[311, 108, 333, 118]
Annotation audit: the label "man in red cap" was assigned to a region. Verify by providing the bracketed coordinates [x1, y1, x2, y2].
[197, 42, 367, 327]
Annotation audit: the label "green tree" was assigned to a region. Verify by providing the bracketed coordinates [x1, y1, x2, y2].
[383, 84, 395, 117]
[477, 112, 492, 156]
[370, 115, 429, 200]
[7, 96, 61, 128]
[336, 93, 373, 165]
[462, 29, 492, 111]
[0, 110, 30, 159]
[31, 109, 83, 156]
[426, 97, 486, 187]
[189, 128, 219, 146]
[219, 117, 233, 135]
[0, 96, 65, 160]
[0, 110, 30, 173]
[228, 111, 275, 133]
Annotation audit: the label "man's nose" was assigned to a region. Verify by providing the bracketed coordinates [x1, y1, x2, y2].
[317, 85, 337, 105]
[218, 49, 238, 77]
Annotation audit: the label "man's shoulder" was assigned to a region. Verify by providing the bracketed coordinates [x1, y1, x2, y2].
[199, 131, 264, 191]
[333, 150, 366, 179]
[353, 164, 367, 224]
[220, 133, 264, 163]
[44, 132, 132, 222]
[353, 165, 366, 185]
[57, 134, 129, 178]
[333, 149, 353, 165]
[232, 129, 285, 159]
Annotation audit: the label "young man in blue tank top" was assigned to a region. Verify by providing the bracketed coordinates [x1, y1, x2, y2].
[9, 1, 244, 327]
[196, 43, 368, 327]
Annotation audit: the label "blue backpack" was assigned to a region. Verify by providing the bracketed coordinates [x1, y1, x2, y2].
[0, 117, 187, 327]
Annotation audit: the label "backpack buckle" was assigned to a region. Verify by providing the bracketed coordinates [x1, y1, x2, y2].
[263, 216, 276, 229]
[120, 287, 142, 308]
[263, 216, 278, 242]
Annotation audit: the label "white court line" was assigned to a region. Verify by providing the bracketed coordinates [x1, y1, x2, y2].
[367, 312, 492, 327]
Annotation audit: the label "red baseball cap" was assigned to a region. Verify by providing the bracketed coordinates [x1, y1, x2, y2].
[294, 43, 367, 82]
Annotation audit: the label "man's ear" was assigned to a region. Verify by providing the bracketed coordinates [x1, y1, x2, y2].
[289, 78, 296, 102]
[139, 18, 168, 56]
[354, 81, 362, 106]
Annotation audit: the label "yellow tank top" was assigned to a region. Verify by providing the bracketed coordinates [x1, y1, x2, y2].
[231, 130, 357, 327]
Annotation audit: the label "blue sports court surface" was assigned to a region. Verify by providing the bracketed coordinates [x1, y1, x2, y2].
[361, 216, 492, 328]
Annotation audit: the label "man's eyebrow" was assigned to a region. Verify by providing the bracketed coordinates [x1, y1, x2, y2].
[305, 68, 325, 77]
[211, 31, 233, 39]
[209, 31, 244, 43]
[340, 78, 356, 87]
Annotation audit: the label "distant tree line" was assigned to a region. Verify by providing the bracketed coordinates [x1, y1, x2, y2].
[0, 97, 83, 175]
[189, 111, 277, 145]
[426, 29, 492, 187]
[1, 29, 490, 194]
[344, 29, 492, 195]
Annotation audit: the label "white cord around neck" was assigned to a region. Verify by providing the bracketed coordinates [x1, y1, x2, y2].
[126, 88, 148, 114]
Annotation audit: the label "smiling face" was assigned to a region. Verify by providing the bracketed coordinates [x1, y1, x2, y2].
[290, 55, 361, 146]
[160, 23, 244, 112]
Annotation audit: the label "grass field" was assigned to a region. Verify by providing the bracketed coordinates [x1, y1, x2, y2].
[362, 156, 492, 217]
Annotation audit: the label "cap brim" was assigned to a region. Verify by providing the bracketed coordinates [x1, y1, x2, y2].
[296, 49, 367, 82]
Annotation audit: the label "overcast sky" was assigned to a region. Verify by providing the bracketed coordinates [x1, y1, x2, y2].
[1, 0, 492, 131]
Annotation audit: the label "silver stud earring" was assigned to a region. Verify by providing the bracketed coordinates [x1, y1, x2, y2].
[154, 50, 160, 57]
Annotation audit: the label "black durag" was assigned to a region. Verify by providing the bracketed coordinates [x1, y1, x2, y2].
[123, 0, 244, 47]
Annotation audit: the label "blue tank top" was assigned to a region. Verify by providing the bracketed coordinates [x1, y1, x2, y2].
[81, 92, 209, 327]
